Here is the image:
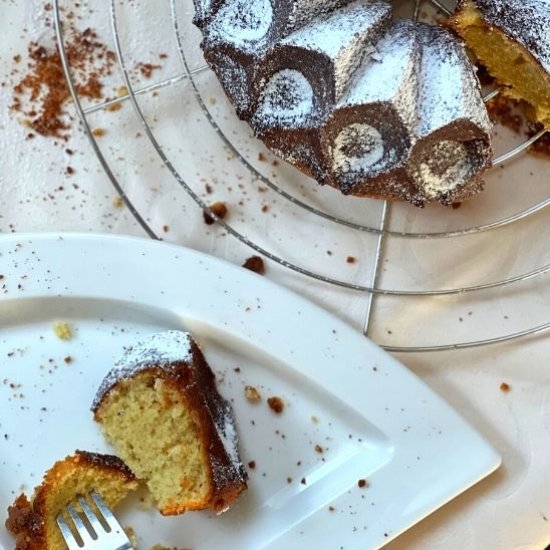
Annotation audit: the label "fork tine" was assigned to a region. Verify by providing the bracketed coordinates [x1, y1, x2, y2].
[67, 503, 95, 545]
[90, 492, 126, 533]
[77, 495, 103, 535]
[56, 515, 82, 550]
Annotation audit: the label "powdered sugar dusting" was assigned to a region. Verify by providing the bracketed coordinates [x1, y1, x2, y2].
[328, 21, 419, 183]
[254, 69, 315, 128]
[279, 1, 391, 100]
[212, 400, 244, 482]
[211, 0, 273, 49]
[412, 141, 473, 199]
[341, 20, 419, 128]
[332, 123, 386, 175]
[194, 0, 222, 25]
[415, 23, 491, 139]
[92, 331, 193, 410]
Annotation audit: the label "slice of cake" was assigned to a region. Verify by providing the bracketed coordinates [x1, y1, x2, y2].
[6, 451, 138, 550]
[450, 0, 550, 128]
[92, 331, 247, 516]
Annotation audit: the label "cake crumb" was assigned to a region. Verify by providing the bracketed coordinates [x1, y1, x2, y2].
[258, 152, 266, 162]
[247, 460, 256, 469]
[346, 256, 356, 264]
[53, 322, 73, 340]
[245, 385, 261, 403]
[124, 526, 138, 547]
[267, 396, 284, 414]
[117, 85, 129, 97]
[113, 196, 124, 208]
[357, 479, 368, 488]
[314, 444, 323, 454]
[500, 382, 511, 393]
[92, 128, 106, 137]
[203, 201, 228, 225]
[64, 356, 73, 364]
[243, 256, 265, 275]
[328, 505, 335, 512]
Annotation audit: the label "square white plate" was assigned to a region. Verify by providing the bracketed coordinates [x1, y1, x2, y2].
[0, 234, 500, 549]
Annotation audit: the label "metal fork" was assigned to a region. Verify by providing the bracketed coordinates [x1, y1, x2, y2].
[56, 491, 134, 550]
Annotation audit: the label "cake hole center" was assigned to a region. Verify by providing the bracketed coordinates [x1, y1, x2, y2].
[332, 123, 385, 175]
[414, 140, 473, 196]
[221, 0, 273, 45]
[256, 69, 315, 125]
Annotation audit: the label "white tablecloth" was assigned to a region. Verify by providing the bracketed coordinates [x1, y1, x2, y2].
[1, 1, 549, 548]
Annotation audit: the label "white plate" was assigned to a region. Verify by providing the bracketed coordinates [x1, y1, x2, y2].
[0, 233, 500, 550]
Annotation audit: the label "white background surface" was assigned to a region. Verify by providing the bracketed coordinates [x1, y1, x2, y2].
[1, 0, 550, 548]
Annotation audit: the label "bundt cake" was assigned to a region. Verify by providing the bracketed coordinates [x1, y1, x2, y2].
[5, 451, 138, 550]
[194, 0, 493, 207]
[450, 0, 550, 129]
[92, 331, 247, 516]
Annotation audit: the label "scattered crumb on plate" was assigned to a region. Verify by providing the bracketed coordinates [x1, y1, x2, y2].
[267, 396, 284, 414]
[52, 322, 73, 340]
[124, 526, 138, 547]
[244, 385, 261, 403]
[203, 201, 228, 225]
[243, 256, 265, 275]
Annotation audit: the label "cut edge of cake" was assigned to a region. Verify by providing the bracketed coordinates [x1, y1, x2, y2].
[450, 0, 550, 129]
[5, 451, 138, 550]
[92, 331, 247, 516]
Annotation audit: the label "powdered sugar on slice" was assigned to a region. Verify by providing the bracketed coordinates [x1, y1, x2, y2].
[92, 331, 193, 410]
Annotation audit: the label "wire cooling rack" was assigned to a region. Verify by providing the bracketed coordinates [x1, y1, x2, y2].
[52, 0, 550, 352]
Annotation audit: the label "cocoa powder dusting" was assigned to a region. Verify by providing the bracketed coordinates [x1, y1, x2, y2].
[135, 62, 161, 79]
[11, 24, 115, 139]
